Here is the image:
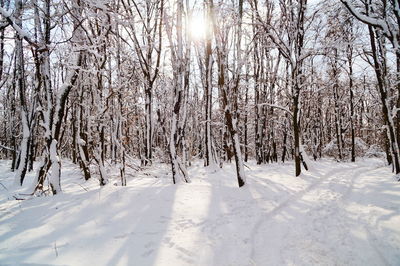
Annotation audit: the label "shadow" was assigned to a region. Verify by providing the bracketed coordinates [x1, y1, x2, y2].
[243, 160, 400, 265]
[197, 162, 271, 265]
[0, 162, 178, 266]
[105, 183, 178, 266]
[1, 158, 400, 265]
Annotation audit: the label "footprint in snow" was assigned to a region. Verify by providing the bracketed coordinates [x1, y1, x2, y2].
[141, 248, 155, 257]
[144, 241, 155, 248]
[113, 234, 128, 239]
[175, 245, 194, 257]
[162, 237, 175, 248]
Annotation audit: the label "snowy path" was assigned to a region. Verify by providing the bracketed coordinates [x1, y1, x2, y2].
[0, 159, 399, 265]
[250, 163, 390, 265]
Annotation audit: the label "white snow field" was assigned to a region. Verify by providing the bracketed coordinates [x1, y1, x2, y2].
[0, 158, 399, 266]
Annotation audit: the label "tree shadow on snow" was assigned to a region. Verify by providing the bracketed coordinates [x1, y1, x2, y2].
[0, 174, 178, 266]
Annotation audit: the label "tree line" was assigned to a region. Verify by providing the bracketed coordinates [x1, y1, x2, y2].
[0, 0, 399, 195]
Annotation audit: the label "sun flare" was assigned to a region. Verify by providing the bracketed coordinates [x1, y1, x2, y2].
[189, 14, 207, 41]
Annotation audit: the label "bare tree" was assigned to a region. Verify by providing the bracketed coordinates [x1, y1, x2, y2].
[254, 0, 309, 176]
[214, 0, 246, 186]
[121, 0, 164, 166]
[165, 0, 191, 183]
[341, 0, 400, 173]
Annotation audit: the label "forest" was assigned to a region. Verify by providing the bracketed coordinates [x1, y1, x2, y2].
[0, 0, 399, 191]
[0, 0, 400, 265]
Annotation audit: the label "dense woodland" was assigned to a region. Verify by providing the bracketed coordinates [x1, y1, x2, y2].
[0, 0, 399, 194]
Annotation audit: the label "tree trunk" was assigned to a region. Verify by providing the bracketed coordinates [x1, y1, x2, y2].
[368, 25, 400, 174]
[204, 26, 214, 167]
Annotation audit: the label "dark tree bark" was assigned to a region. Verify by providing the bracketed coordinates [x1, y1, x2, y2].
[204, 0, 215, 167]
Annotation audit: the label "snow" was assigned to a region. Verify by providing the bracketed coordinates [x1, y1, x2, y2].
[13, 110, 31, 186]
[0, 158, 400, 265]
[259, 103, 293, 117]
[0, 7, 33, 41]
[0, 7, 12, 18]
[49, 140, 61, 194]
[341, 0, 391, 38]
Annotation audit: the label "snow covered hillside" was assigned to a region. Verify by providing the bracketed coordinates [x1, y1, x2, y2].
[0, 159, 399, 265]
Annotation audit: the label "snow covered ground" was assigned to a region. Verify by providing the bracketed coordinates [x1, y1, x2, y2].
[0, 158, 399, 266]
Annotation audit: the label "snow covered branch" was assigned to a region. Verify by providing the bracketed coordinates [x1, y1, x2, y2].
[257, 103, 293, 117]
[0, 7, 38, 48]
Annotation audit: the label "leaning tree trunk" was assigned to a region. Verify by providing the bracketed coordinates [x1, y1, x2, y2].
[368, 25, 400, 174]
[215, 0, 246, 187]
[221, 87, 246, 187]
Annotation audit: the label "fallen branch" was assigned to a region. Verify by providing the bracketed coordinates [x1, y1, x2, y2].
[13, 195, 25, 201]
[244, 163, 252, 170]
[0, 144, 14, 151]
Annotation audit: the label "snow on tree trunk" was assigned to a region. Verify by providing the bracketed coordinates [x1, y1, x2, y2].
[145, 86, 152, 166]
[293, 90, 302, 176]
[49, 140, 61, 194]
[166, 0, 190, 184]
[213, 0, 246, 186]
[14, 111, 30, 186]
[228, 114, 246, 187]
[367, 24, 400, 174]
[76, 102, 91, 181]
[204, 1, 215, 167]
[13, 0, 29, 185]
[94, 149, 106, 187]
[341, 0, 400, 174]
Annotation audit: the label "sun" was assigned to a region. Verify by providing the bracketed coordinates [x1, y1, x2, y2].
[189, 14, 207, 41]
